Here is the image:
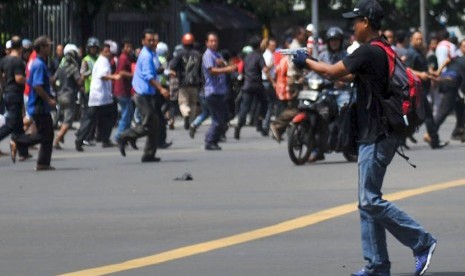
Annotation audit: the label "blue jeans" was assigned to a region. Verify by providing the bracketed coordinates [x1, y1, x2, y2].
[205, 94, 227, 145]
[192, 94, 210, 127]
[358, 135, 436, 274]
[114, 96, 134, 141]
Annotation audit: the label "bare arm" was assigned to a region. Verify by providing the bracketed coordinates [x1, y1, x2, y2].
[149, 78, 169, 99]
[33, 85, 56, 109]
[209, 64, 237, 75]
[14, 74, 26, 85]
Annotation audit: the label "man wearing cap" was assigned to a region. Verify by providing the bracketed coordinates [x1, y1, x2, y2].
[75, 42, 120, 151]
[169, 32, 203, 131]
[291, 1, 437, 275]
[27, 35, 56, 170]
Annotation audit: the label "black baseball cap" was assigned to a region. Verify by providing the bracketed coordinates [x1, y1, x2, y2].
[342, 0, 384, 24]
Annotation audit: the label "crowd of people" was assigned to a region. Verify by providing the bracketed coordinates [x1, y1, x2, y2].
[0, 13, 464, 168]
[0, 0, 455, 274]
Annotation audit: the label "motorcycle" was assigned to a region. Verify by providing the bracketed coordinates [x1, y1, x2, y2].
[287, 72, 358, 165]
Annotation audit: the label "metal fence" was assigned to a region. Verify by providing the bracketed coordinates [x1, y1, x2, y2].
[0, 0, 182, 52]
[0, 0, 75, 48]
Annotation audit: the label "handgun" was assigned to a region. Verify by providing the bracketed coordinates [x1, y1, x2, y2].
[278, 48, 308, 55]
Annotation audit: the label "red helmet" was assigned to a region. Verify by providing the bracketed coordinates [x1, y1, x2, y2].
[182, 33, 195, 45]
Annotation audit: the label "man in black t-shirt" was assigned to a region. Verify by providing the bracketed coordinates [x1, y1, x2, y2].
[292, 1, 437, 276]
[234, 36, 274, 140]
[0, 36, 41, 162]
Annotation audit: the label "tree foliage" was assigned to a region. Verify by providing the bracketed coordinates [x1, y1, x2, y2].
[185, 0, 465, 32]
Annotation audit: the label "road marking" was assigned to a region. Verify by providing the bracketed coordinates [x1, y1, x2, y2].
[58, 178, 465, 276]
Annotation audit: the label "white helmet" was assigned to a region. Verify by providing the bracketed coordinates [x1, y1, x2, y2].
[64, 44, 79, 55]
[156, 42, 169, 57]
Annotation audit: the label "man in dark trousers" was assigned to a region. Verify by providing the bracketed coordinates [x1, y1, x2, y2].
[119, 29, 169, 162]
[201, 32, 237, 150]
[292, 1, 437, 275]
[27, 36, 56, 171]
[0, 36, 41, 162]
[234, 35, 274, 140]
[406, 31, 448, 149]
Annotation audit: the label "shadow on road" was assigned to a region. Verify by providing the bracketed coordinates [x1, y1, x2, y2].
[398, 273, 465, 276]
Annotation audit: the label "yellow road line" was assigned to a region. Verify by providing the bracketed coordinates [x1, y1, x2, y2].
[58, 178, 465, 276]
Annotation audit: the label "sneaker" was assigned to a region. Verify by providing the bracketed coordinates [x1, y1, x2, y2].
[83, 140, 96, 146]
[414, 241, 437, 276]
[351, 269, 390, 276]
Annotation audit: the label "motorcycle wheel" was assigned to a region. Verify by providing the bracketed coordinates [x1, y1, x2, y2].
[288, 123, 314, 165]
[342, 151, 358, 162]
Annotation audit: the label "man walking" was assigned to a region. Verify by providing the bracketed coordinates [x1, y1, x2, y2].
[113, 39, 134, 144]
[0, 36, 41, 162]
[406, 31, 448, 149]
[27, 36, 56, 171]
[169, 33, 202, 130]
[119, 29, 169, 162]
[75, 43, 120, 151]
[202, 32, 237, 150]
[234, 35, 273, 140]
[292, 1, 437, 275]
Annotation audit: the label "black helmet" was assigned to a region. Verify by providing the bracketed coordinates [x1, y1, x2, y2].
[326, 27, 344, 41]
[87, 37, 100, 48]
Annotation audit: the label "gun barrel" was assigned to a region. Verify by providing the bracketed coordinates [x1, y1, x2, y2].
[278, 48, 308, 55]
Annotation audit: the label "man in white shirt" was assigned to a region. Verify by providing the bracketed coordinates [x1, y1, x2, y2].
[75, 43, 120, 151]
[261, 38, 277, 135]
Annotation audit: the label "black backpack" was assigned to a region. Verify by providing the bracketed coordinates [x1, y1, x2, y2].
[182, 50, 202, 87]
[370, 39, 425, 138]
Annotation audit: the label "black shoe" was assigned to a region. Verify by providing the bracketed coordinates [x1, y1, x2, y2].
[451, 127, 465, 141]
[141, 155, 161, 162]
[129, 139, 138, 150]
[432, 141, 449, 149]
[205, 143, 222, 151]
[75, 139, 84, 152]
[234, 127, 240, 140]
[119, 138, 127, 157]
[158, 141, 173, 149]
[260, 129, 269, 137]
[102, 141, 115, 148]
[184, 117, 190, 130]
[189, 125, 196, 139]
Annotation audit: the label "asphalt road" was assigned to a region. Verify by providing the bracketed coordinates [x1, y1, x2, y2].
[0, 117, 464, 276]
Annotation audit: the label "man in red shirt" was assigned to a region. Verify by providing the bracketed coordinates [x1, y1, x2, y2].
[113, 39, 134, 144]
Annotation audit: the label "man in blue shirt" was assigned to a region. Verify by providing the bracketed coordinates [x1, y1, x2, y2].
[202, 32, 237, 150]
[27, 36, 56, 171]
[119, 29, 169, 162]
